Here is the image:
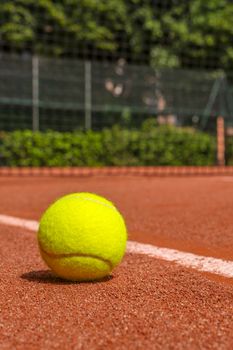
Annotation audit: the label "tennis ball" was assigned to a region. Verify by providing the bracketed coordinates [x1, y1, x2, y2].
[38, 192, 127, 281]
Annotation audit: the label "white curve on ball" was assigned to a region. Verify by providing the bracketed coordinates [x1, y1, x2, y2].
[38, 241, 113, 269]
[1, 213, 233, 279]
[62, 194, 117, 211]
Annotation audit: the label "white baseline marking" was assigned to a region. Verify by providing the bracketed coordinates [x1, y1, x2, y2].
[1, 214, 233, 279]
[127, 242, 233, 279]
[0, 214, 38, 231]
[219, 177, 233, 182]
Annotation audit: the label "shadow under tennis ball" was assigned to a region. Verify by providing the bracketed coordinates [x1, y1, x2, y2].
[20, 270, 113, 285]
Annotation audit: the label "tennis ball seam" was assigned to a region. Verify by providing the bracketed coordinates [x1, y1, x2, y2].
[38, 192, 127, 281]
[63, 195, 117, 211]
[39, 244, 113, 270]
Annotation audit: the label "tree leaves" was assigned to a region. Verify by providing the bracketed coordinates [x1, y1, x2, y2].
[0, 0, 233, 69]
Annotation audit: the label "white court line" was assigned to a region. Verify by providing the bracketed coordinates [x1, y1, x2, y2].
[219, 177, 233, 182]
[1, 214, 233, 279]
[0, 214, 38, 232]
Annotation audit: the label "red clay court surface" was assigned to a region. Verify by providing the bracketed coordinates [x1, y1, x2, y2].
[1, 172, 233, 349]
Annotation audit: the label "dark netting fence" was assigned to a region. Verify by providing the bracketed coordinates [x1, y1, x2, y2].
[1, 54, 233, 132]
[1, 1, 233, 167]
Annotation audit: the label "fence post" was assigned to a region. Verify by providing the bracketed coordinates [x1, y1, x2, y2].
[32, 55, 39, 131]
[84, 61, 92, 130]
[217, 116, 225, 166]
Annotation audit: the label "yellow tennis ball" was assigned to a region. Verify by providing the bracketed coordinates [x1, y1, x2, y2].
[38, 192, 127, 281]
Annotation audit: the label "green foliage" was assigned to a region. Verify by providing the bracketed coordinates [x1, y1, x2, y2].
[1, 0, 233, 69]
[138, 121, 216, 165]
[0, 0, 128, 56]
[160, 0, 233, 70]
[0, 1, 35, 47]
[0, 122, 216, 166]
[226, 136, 233, 165]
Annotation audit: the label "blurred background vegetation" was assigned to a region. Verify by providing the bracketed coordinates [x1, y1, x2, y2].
[1, 1, 233, 165]
[1, 0, 233, 70]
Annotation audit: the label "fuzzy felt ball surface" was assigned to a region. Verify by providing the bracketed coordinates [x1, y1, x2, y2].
[38, 193, 127, 281]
